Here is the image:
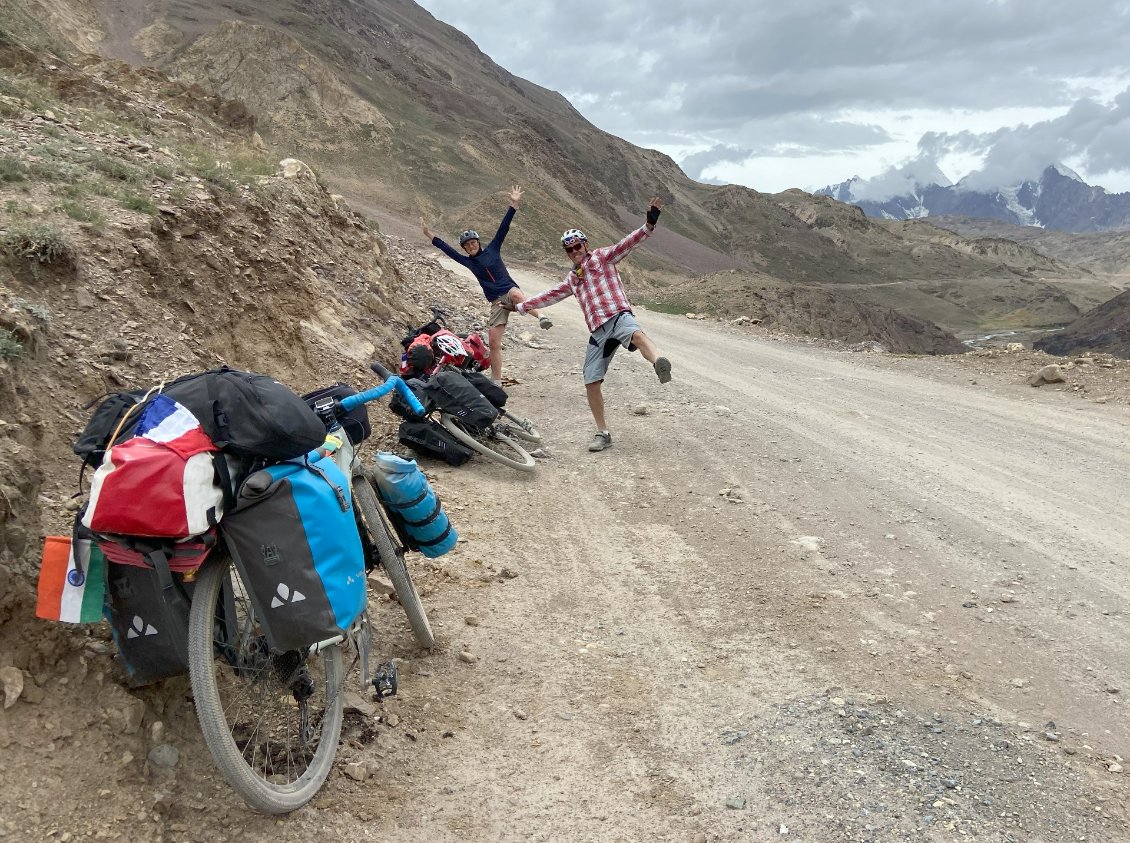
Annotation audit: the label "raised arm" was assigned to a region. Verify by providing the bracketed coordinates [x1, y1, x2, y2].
[516, 277, 575, 313]
[602, 196, 664, 264]
[489, 193, 519, 250]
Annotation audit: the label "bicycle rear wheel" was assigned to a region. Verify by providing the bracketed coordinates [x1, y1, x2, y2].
[352, 473, 435, 650]
[439, 413, 536, 472]
[499, 409, 542, 443]
[187, 554, 345, 814]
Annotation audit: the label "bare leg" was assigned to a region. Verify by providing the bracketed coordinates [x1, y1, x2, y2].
[585, 380, 607, 431]
[509, 288, 542, 318]
[488, 323, 505, 381]
[631, 330, 660, 363]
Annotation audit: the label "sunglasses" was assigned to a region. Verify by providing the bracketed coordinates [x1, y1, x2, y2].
[564, 242, 585, 254]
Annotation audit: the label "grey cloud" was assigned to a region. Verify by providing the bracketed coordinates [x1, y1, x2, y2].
[916, 90, 1130, 189]
[418, 0, 1130, 189]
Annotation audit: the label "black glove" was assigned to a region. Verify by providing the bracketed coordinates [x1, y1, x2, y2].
[646, 204, 661, 227]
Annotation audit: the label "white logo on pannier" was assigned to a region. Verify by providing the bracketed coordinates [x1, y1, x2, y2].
[127, 615, 158, 638]
[271, 582, 307, 608]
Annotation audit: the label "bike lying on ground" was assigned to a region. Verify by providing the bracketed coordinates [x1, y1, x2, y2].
[382, 362, 543, 472]
[188, 369, 434, 814]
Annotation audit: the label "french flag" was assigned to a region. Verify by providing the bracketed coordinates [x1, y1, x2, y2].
[134, 395, 217, 457]
[82, 395, 224, 538]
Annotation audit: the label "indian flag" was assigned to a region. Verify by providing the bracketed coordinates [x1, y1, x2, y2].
[36, 535, 106, 623]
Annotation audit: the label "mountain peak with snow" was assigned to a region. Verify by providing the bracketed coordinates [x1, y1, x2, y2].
[816, 162, 1130, 232]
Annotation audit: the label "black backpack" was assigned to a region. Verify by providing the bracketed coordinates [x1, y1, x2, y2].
[163, 367, 325, 461]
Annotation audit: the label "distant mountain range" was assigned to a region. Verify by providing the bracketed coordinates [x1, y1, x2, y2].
[817, 165, 1130, 233]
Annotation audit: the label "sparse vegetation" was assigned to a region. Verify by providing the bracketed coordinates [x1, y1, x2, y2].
[89, 152, 144, 184]
[0, 154, 28, 182]
[57, 198, 105, 227]
[10, 296, 51, 325]
[2, 221, 77, 266]
[119, 192, 156, 214]
[0, 328, 23, 359]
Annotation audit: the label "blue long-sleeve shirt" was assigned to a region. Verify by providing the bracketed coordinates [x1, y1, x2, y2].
[431, 206, 520, 302]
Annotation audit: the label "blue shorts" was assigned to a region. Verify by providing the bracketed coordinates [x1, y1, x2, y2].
[583, 312, 640, 384]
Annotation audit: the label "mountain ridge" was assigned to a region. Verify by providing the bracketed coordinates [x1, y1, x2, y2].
[818, 165, 1130, 233]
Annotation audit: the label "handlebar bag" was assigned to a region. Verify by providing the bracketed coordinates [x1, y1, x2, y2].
[301, 383, 371, 446]
[220, 455, 365, 653]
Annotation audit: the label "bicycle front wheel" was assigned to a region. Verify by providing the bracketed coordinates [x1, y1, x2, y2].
[499, 409, 542, 443]
[187, 554, 345, 815]
[352, 473, 435, 650]
[440, 413, 536, 472]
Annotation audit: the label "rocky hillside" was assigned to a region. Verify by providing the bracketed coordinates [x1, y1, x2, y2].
[0, 38, 441, 679]
[1034, 288, 1130, 359]
[6, 0, 1114, 350]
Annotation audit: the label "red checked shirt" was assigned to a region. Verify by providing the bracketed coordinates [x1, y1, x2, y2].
[518, 226, 651, 331]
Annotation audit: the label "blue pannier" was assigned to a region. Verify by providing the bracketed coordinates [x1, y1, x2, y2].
[220, 455, 366, 652]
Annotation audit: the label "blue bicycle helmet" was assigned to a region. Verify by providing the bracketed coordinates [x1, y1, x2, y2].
[458, 229, 480, 246]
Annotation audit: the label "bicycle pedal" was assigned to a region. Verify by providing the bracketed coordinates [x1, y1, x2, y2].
[372, 660, 398, 699]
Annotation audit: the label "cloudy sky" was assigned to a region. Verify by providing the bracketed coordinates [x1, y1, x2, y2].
[415, 0, 1130, 198]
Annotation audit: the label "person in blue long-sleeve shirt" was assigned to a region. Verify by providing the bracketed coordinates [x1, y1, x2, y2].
[420, 185, 551, 383]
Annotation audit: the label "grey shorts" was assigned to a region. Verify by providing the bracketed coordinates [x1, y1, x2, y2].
[583, 312, 640, 384]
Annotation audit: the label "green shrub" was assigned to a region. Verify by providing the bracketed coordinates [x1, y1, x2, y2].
[10, 296, 51, 325]
[0, 329, 22, 360]
[119, 192, 155, 214]
[58, 198, 105, 226]
[90, 152, 143, 183]
[0, 154, 27, 182]
[2, 221, 76, 265]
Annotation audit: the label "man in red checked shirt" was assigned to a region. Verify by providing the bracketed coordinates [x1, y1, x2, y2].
[507, 196, 672, 452]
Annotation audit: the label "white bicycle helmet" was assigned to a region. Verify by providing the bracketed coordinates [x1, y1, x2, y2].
[433, 333, 467, 360]
[458, 229, 480, 246]
[561, 228, 587, 247]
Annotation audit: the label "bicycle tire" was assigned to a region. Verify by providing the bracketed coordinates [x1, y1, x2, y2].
[439, 412, 536, 472]
[352, 474, 435, 650]
[187, 554, 344, 815]
[499, 409, 542, 443]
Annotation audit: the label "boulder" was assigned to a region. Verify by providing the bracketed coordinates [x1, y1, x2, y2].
[1028, 364, 1067, 386]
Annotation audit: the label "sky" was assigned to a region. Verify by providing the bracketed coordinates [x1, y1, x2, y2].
[414, 0, 1130, 199]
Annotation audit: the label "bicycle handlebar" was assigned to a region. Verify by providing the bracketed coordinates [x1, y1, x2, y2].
[339, 367, 425, 417]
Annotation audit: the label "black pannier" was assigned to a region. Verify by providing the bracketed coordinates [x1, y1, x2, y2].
[422, 371, 499, 433]
[460, 371, 508, 409]
[397, 419, 474, 466]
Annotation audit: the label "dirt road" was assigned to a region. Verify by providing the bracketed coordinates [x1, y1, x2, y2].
[306, 267, 1129, 842]
[8, 266, 1129, 842]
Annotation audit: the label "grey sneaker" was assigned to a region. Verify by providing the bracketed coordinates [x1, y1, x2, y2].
[653, 356, 672, 384]
[588, 431, 612, 452]
[538, 315, 553, 330]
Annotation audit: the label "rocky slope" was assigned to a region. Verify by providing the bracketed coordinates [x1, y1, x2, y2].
[1034, 287, 1130, 359]
[0, 38, 432, 674]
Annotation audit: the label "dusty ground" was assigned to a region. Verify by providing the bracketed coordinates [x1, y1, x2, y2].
[4, 260, 1130, 842]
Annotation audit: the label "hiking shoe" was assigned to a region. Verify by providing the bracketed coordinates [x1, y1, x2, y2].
[653, 356, 672, 384]
[588, 431, 613, 452]
[538, 315, 553, 330]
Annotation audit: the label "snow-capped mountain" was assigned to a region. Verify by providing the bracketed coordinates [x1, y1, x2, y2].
[816, 165, 1130, 232]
